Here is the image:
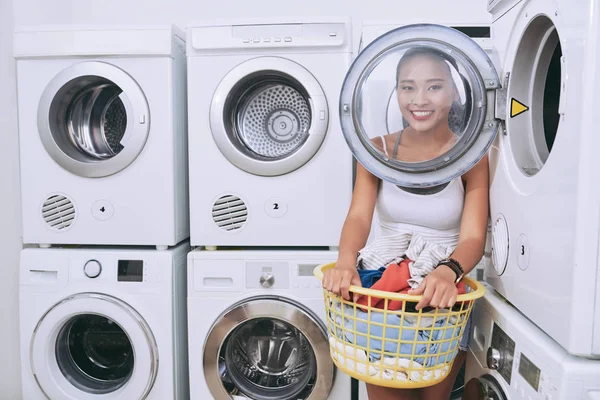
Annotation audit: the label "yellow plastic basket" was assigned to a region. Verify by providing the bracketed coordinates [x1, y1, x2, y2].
[314, 262, 485, 389]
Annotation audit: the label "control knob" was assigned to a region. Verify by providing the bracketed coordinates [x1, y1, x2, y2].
[486, 347, 504, 370]
[260, 272, 275, 288]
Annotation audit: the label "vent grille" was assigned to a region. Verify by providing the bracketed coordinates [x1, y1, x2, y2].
[212, 195, 247, 231]
[42, 194, 75, 231]
[491, 214, 509, 275]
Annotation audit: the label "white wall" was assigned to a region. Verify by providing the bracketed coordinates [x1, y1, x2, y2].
[0, 0, 23, 397]
[3, 0, 490, 398]
[13, 0, 491, 30]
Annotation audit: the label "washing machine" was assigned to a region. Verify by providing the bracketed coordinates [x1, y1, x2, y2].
[463, 286, 600, 400]
[483, 0, 600, 357]
[14, 25, 189, 249]
[19, 242, 190, 399]
[185, 18, 353, 247]
[187, 248, 351, 399]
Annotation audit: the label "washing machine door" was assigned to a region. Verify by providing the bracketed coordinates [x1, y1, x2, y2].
[29, 293, 158, 399]
[210, 57, 328, 176]
[38, 61, 150, 178]
[340, 24, 501, 188]
[203, 296, 334, 400]
[463, 374, 508, 400]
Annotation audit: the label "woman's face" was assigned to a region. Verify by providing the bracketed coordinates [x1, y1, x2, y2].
[396, 53, 458, 133]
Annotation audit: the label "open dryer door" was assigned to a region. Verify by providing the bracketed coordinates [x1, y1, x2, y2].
[37, 61, 150, 178]
[340, 24, 501, 188]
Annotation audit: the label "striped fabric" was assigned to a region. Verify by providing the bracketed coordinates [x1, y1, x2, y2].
[357, 231, 456, 288]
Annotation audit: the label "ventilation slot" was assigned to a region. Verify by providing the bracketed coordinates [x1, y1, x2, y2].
[42, 195, 75, 231]
[491, 214, 509, 275]
[212, 195, 247, 231]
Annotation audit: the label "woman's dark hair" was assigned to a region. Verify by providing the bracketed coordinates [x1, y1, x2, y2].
[395, 47, 460, 88]
[395, 46, 472, 133]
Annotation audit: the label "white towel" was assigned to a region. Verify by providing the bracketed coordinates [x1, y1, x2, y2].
[329, 336, 450, 382]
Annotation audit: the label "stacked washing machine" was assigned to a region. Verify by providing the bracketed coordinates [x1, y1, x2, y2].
[465, 0, 600, 398]
[463, 0, 600, 400]
[184, 17, 354, 400]
[14, 26, 192, 399]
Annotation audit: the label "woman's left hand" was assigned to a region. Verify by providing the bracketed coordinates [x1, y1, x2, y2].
[407, 265, 457, 310]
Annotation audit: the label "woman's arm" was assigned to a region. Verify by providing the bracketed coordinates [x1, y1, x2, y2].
[322, 161, 379, 300]
[337, 162, 379, 267]
[449, 153, 490, 275]
[408, 154, 489, 309]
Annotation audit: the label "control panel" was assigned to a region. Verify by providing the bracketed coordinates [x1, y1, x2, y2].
[191, 22, 347, 51]
[244, 260, 324, 295]
[488, 323, 515, 384]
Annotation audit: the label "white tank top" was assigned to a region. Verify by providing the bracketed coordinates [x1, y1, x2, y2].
[374, 133, 465, 243]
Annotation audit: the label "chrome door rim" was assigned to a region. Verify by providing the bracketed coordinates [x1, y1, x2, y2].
[37, 61, 150, 178]
[209, 56, 329, 176]
[339, 23, 500, 187]
[203, 296, 334, 400]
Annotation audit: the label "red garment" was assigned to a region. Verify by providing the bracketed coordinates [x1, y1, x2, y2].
[356, 259, 467, 311]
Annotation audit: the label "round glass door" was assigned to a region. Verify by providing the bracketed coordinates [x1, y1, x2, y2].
[210, 57, 329, 177]
[462, 374, 507, 400]
[340, 24, 500, 187]
[30, 293, 158, 399]
[38, 61, 150, 178]
[203, 296, 334, 400]
[55, 314, 135, 394]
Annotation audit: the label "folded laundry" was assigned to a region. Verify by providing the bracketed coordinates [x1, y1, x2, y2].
[331, 303, 462, 367]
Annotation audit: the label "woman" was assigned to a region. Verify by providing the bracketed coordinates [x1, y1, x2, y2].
[322, 47, 489, 400]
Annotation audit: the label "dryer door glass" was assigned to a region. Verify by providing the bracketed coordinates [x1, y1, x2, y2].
[340, 24, 500, 187]
[203, 296, 334, 400]
[38, 61, 150, 178]
[55, 314, 134, 394]
[210, 57, 329, 177]
[30, 294, 159, 399]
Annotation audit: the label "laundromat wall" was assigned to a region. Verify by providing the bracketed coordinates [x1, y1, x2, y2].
[0, 0, 490, 397]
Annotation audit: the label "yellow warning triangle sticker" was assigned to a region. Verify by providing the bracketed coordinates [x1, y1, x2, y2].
[510, 98, 529, 118]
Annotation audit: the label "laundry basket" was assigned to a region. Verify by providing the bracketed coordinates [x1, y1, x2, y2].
[313, 262, 485, 389]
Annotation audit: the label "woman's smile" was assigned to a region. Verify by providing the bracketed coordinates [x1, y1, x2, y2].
[410, 110, 434, 120]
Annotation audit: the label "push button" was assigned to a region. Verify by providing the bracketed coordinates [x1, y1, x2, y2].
[84, 260, 102, 278]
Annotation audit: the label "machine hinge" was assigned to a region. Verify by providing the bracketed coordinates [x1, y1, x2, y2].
[494, 72, 509, 124]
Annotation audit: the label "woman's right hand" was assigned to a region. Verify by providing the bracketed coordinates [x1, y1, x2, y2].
[321, 261, 363, 302]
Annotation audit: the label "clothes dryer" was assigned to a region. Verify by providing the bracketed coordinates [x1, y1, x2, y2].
[186, 18, 352, 247]
[19, 242, 190, 399]
[14, 26, 189, 249]
[483, 0, 600, 356]
[187, 248, 350, 399]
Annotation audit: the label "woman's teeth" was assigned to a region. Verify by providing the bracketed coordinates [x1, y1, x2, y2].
[412, 111, 433, 117]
